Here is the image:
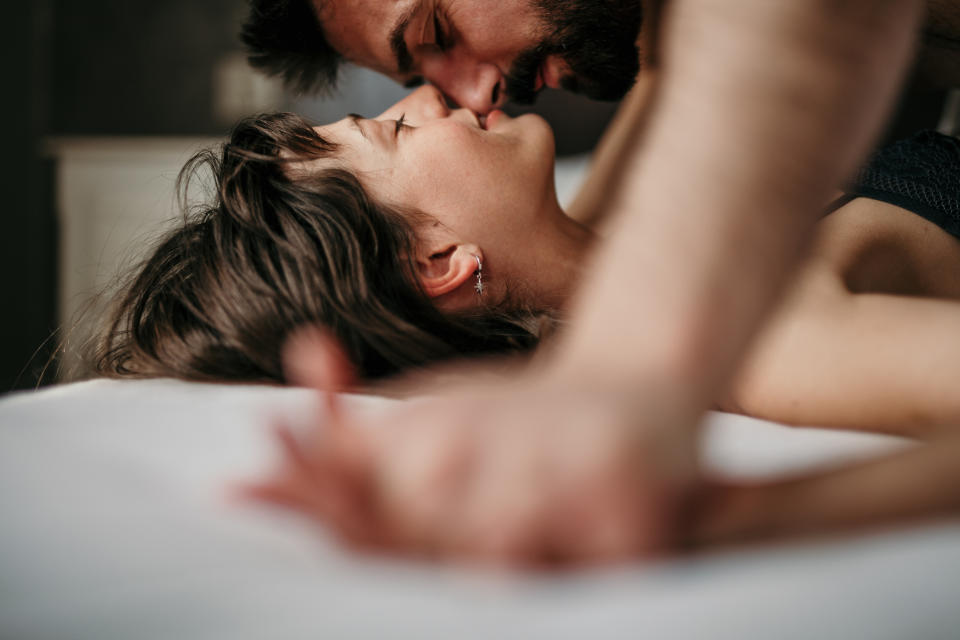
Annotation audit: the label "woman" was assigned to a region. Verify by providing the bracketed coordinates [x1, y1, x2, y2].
[98, 84, 960, 436]
[95, 87, 570, 383]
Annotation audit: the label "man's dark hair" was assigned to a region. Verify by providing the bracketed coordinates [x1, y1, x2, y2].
[241, 0, 342, 94]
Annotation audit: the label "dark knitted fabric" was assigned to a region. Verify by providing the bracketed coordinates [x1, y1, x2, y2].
[847, 130, 960, 239]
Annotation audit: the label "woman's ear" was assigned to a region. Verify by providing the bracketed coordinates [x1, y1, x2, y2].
[417, 243, 482, 299]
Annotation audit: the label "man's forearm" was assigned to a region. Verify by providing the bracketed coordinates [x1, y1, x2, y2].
[555, 0, 924, 407]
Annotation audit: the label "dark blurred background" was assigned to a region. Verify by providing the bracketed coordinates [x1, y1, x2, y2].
[0, 0, 951, 392]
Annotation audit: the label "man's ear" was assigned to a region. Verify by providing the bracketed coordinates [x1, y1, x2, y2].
[416, 243, 482, 299]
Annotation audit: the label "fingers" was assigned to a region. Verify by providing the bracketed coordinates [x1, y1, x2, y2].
[282, 325, 356, 393]
[323, 393, 374, 484]
[282, 325, 372, 477]
[279, 324, 374, 511]
[243, 373, 689, 569]
[231, 480, 304, 509]
[239, 422, 343, 515]
[239, 421, 383, 549]
[273, 421, 316, 475]
[274, 422, 380, 547]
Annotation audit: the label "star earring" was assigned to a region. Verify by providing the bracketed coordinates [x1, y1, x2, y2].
[473, 255, 484, 296]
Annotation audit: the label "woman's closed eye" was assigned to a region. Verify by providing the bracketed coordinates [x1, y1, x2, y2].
[394, 114, 413, 137]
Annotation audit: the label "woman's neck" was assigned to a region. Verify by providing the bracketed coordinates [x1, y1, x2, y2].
[519, 207, 596, 311]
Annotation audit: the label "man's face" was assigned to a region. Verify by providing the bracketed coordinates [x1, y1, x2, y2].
[315, 0, 642, 114]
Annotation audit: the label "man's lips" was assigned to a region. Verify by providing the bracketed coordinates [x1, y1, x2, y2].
[530, 59, 563, 94]
[540, 59, 562, 90]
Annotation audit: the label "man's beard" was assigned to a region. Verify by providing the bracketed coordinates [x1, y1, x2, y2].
[505, 0, 643, 104]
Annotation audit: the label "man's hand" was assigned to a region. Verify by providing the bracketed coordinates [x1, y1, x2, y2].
[240, 329, 701, 567]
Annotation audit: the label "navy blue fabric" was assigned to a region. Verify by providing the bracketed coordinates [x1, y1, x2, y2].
[844, 130, 960, 239]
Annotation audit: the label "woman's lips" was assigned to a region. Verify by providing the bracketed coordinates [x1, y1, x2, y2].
[485, 109, 505, 130]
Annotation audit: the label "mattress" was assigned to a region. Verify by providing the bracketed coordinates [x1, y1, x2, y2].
[1, 378, 958, 639]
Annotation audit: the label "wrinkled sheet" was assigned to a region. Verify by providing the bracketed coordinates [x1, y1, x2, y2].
[1, 378, 957, 640]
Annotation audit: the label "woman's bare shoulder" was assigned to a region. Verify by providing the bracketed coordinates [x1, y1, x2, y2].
[810, 198, 960, 299]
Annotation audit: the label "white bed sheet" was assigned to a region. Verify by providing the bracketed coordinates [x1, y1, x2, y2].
[1, 378, 957, 639]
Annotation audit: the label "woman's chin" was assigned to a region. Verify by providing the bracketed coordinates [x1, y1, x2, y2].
[514, 112, 557, 164]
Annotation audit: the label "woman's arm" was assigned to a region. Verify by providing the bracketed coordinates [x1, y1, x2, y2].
[725, 202, 960, 437]
[689, 435, 960, 548]
[727, 279, 960, 437]
[564, 9, 661, 229]
[564, 71, 658, 230]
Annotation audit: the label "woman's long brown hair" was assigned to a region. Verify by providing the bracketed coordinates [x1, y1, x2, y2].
[94, 113, 545, 383]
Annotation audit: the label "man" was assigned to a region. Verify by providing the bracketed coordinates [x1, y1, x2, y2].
[242, 0, 645, 113]
[242, 0, 942, 563]
[242, 1, 959, 112]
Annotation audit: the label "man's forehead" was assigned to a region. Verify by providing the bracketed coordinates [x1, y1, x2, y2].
[314, 0, 420, 75]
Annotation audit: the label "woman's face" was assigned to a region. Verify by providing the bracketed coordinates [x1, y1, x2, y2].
[310, 85, 560, 250]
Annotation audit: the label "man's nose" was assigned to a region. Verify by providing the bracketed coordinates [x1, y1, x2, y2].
[422, 56, 505, 115]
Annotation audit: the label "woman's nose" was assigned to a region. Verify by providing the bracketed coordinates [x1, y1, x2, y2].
[378, 85, 450, 123]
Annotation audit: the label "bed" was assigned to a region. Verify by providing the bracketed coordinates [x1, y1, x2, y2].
[2, 378, 958, 640]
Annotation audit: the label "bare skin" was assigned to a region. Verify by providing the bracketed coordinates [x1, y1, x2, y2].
[690, 433, 960, 550]
[241, 192, 960, 565]
[723, 198, 960, 437]
[244, 0, 959, 565]
[243, 321, 960, 565]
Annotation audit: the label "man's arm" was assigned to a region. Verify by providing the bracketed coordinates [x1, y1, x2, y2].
[554, 0, 925, 412]
[257, 0, 933, 565]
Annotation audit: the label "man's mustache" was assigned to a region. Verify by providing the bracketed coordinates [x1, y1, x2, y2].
[504, 46, 548, 106]
[504, 42, 640, 105]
